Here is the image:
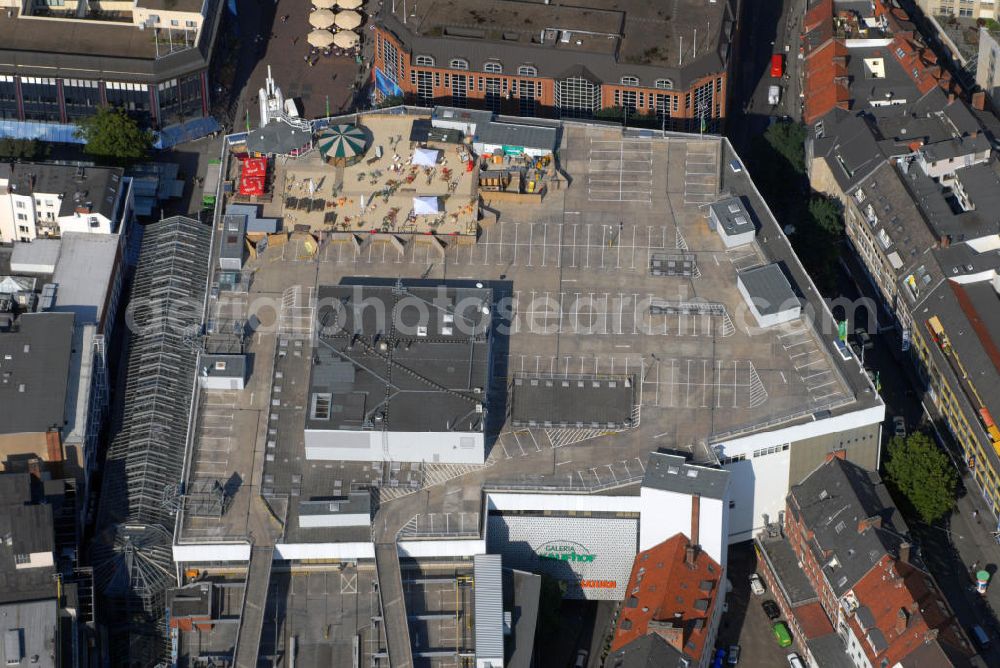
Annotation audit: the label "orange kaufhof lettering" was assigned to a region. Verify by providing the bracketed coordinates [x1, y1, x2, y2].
[580, 580, 617, 589]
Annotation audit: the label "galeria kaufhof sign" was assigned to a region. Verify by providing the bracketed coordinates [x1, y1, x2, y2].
[536, 541, 596, 563]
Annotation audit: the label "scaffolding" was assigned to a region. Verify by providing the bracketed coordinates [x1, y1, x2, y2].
[92, 216, 212, 665]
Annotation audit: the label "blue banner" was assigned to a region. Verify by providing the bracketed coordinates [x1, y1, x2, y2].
[374, 68, 403, 99]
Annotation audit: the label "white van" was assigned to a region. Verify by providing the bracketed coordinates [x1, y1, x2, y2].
[787, 653, 805, 668]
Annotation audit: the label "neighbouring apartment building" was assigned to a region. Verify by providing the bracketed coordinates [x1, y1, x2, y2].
[917, 0, 997, 20]
[0, 162, 134, 243]
[802, 0, 1000, 517]
[976, 24, 1000, 109]
[756, 454, 977, 668]
[0, 0, 222, 143]
[372, 0, 737, 132]
[606, 533, 724, 668]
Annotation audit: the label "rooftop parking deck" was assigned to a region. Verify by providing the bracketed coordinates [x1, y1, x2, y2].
[177, 119, 879, 553]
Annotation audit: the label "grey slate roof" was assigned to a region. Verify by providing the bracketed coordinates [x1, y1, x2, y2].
[709, 197, 755, 237]
[473, 554, 503, 662]
[246, 120, 312, 156]
[642, 452, 729, 499]
[199, 354, 247, 380]
[0, 311, 74, 435]
[806, 632, 856, 668]
[789, 457, 910, 597]
[379, 0, 735, 90]
[474, 120, 557, 153]
[737, 264, 799, 316]
[604, 633, 691, 668]
[0, 162, 124, 221]
[757, 537, 818, 605]
[309, 282, 492, 433]
[0, 474, 57, 605]
[510, 373, 635, 428]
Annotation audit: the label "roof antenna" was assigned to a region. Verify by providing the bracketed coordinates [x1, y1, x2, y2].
[679, 36, 683, 66]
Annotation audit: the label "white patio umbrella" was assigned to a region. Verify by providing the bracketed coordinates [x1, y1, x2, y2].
[336, 0, 363, 8]
[307, 29, 335, 48]
[309, 8, 335, 29]
[412, 196, 441, 215]
[334, 9, 362, 30]
[333, 30, 360, 49]
[312, 0, 336, 7]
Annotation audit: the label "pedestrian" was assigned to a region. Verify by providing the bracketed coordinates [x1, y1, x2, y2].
[974, 510, 979, 519]
[281, 14, 288, 22]
[292, 36, 298, 45]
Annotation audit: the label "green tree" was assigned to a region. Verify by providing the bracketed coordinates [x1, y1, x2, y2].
[762, 121, 808, 174]
[75, 106, 152, 163]
[808, 195, 843, 236]
[0, 138, 47, 160]
[885, 432, 958, 524]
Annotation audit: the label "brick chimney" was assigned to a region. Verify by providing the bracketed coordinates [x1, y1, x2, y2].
[685, 543, 698, 567]
[972, 91, 986, 111]
[691, 494, 701, 547]
[898, 542, 911, 563]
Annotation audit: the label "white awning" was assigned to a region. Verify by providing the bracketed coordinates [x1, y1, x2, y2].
[411, 147, 440, 167]
[412, 196, 441, 215]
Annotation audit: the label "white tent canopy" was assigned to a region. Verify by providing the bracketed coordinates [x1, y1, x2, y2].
[411, 147, 440, 167]
[412, 196, 441, 215]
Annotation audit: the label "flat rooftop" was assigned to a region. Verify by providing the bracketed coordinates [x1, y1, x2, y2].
[262, 114, 480, 237]
[50, 232, 120, 327]
[178, 115, 879, 550]
[309, 282, 492, 434]
[0, 312, 74, 435]
[509, 373, 636, 429]
[381, 0, 733, 72]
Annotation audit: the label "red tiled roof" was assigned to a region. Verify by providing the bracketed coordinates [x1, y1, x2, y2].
[793, 601, 835, 639]
[610, 533, 722, 661]
[803, 41, 851, 124]
[848, 558, 973, 665]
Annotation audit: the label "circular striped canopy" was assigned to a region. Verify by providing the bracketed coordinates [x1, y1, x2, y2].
[317, 124, 367, 160]
[337, 0, 362, 8]
[312, 0, 335, 7]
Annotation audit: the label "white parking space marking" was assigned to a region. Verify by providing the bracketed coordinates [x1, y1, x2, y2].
[587, 138, 654, 203]
[640, 358, 768, 409]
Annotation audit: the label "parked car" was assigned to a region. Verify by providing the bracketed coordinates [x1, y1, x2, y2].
[971, 625, 990, 648]
[574, 650, 589, 668]
[773, 622, 793, 648]
[893, 416, 907, 438]
[727, 645, 741, 665]
[711, 648, 726, 668]
[787, 653, 806, 668]
[749, 573, 766, 596]
[762, 600, 781, 620]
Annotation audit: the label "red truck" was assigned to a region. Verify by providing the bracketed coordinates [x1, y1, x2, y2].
[770, 54, 784, 78]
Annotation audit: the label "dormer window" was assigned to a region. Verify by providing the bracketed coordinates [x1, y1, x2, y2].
[484, 61, 502, 74]
[655, 79, 674, 90]
[414, 55, 435, 67]
[621, 76, 639, 86]
[518, 65, 537, 77]
[449, 58, 469, 70]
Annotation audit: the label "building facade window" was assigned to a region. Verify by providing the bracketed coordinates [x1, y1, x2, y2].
[655, 79, 674, 90]
[105, 81, 150, 118]
[382, 40, 399, 82]
[449, 58, 469, 70]
[450, 74, 468, 107]
[620, 75, 639, 86]
[485, 77, 502, 112]
[518, 65, 537, 77]
[414, 55, 435, 67]
[0, 76, 17, 120]
[555, 76, 599, 118]
[63, 78, 101, 120]
[416, 71, 433, 103]
[484, 61, 502, 74]
[20, 76, 60, 122]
